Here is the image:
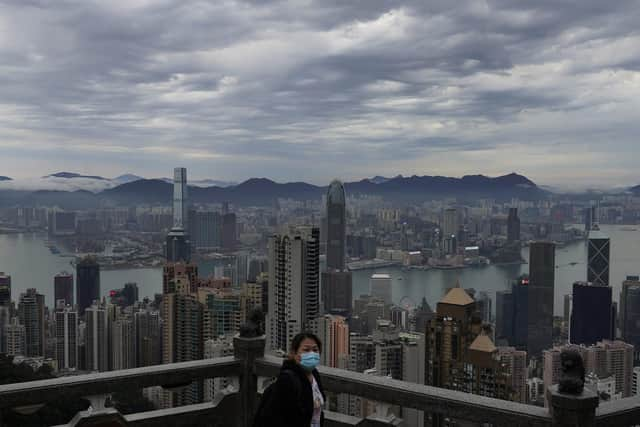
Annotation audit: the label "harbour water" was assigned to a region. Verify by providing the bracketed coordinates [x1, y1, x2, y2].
[1, 225, 639, 315]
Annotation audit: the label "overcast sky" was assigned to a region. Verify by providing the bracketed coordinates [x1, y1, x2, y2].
[0, 1, 639, 188]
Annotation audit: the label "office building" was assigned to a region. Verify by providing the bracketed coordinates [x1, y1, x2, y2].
[476, 291, 492, 323]
[267, 227, 320, 353]
[0, 306, 9, 354]
[326, 179, 346, 271]
[85, 302, 110, 372]
[400, 332, 426, 427]
[18, 288, 45, 357]
[5, 317, 25, 356]
[587, 226, 610, 286]
[221, 213, 237, 251]
[370, 274, 392, 305]
[570, 281, 613, 345]
[55, 303, 78, 371]
[76, 256, 100, 316]
[563, 294, 572, 324]
[425, 284, 483, 389]
[189, 210, 222, 249]
[314, 314, 349, 368]
[528, 241, 555, 358]
[510, 275, 529, 351]
[134, 309, 162, 367]
[0, 272, 11, 306]
[322, 271, 353, 317]
[112, 318, 135, 370]
[442, 208, 458, 240]
[620, 275, 640, 363]
[412, 298, 432, 335]
[248, 257, 268, 283]
[235, 252, 250, 286]
[495, 291, 514, 344]
[165, 227, 191, 263]
[507, 207, 520, 242]
[54, 272, 74, 306]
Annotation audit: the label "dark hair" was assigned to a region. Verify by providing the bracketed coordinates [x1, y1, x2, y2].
[290, 332, 322, 354]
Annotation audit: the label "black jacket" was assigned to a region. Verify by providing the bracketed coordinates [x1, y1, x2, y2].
[270, 359, 326, 427]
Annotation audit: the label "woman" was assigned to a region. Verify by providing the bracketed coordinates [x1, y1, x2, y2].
[262, 332, 326, 427]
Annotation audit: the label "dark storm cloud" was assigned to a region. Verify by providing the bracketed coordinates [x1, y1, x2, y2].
[0, 0, 639, 186]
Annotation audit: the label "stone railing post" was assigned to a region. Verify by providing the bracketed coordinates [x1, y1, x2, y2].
[234, 334, 265, 427]
[549, 385, 598, 427]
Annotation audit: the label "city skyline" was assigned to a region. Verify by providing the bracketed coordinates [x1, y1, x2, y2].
[0, 2, 639, 187]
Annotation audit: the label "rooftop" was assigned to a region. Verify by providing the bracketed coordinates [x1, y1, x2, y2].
[439, 286, 474, 306]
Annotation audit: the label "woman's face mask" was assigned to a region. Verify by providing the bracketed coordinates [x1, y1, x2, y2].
[300, 351, 320, 371]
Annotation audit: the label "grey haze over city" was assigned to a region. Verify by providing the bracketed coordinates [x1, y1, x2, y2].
[1, 1, 639, 188]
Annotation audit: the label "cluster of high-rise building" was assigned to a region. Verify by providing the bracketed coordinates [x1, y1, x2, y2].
[4, 166, 640, 425]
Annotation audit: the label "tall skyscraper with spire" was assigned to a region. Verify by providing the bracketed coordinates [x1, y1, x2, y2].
[323, 180, 353, 318]
[587, 224, 610, 287]
[173, 167, 188, 231]
[166, 167, 191, 263]
[326, 180, 346, 271]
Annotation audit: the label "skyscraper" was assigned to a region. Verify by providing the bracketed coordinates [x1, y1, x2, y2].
[425, 284, 482, 389]
[511, 276, 530, 351]
[18, 288, 45, 357]
[322, 271, 352, 317]
[85, 302, 110, 372]
[267, 227, 320, 353]
[442, 208, 458, 240]
[173, 167, 188, 231]
[326, 180, 346, 271]
[507, 207, 521, 242]
[221, 212, 237, 251]
[76, 256, 100, 316]
[5, 317, 25, 356]
[0, 306, 9, 354]
[570, 281, 613, 345]
[54, 272, 74, 306]
[620, 275, 640, 364]
[112, 318, 135, 370]
[314, 314, 349, 368]
[0, 272, 10, 307]
[189, 210, 222, 249]
[134, 309, 161, 367]
[166, 167, 191, 263]
[495, 290, 514, 344]
[370, 274, 392, 305]
[587, 226, 610, 286]
[162, 269, 204, 406]
[55, 303, 78, 371]
[528, 241, 555, 358]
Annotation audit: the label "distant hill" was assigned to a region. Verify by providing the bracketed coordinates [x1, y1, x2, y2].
[44, 172, 109, 180]
[98, 172, 548, 206]
[0, 176, 11, 181]
[630, 185, 640, 195]
[0, 172, 550, 207]
[112, 174, 144, 185]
